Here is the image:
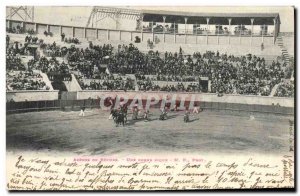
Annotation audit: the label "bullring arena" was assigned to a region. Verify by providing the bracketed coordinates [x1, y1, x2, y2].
[6, 6, 294, 157]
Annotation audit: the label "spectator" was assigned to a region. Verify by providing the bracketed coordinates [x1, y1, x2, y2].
[61, 33, 65, 42]
[274, 81, 294, 97]
[6, 35, 10, 49]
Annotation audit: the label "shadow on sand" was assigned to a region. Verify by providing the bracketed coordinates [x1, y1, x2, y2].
[123, 114, 179, 126]
[189, 118, 200, 122]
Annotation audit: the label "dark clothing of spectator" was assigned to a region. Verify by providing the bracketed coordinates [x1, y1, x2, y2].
[61, 33, 65, 42]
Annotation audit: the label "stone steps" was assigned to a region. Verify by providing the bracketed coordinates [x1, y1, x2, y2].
[270, 83, 280, 97]
[276, 35, 290, 66]
[39, 71, 54, 90]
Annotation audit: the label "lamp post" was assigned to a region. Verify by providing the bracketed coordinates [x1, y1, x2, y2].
[239, 24, 242, 44]
[195, 23, 198, 44]
[163, 16, 166, 43]
[250, 18, 254, 47]
[140, 14, 144, 42]
[206, 18, 210, 45]
[273, 18, 276, 44]
[174, 22, 176, 43]
[184, 17, 188, 44]
[217, 24, 219, 45]
[228, 18, 232, 44]
[151, 21, 155, 42]
[262, 24, 265, 43]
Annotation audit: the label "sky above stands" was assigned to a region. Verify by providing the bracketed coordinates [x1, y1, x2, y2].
[31, 6, 294, 32]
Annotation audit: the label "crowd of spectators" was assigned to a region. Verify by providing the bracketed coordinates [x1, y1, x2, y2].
[6, 71, 49, 91]
[83, 72, 115, 80]
[6, 25, 24, 34]
[67, 43, 113, 78]
[6, 34, 39, 57]
[43, 31, 53, 37]
[27, 57, 70, 75]
[6, 48, 26, 71]
[77, 74, 135, 91]
[197, 52, 284, 95]
[64, 42, 286, 95]
[274, 81, 294, 97]
[135, 73, 196, 82]
[105, 45, 285, 95]
[137, 79, 200, 92]
[6, 33, 289, 96]
[6, 33, 50, 91]
[7, 39, 36, 57]
[27, 56, 72, 82]
[64, 37, 80, 44]
[25, 35, 39, 44]
[40, 41, 67, 57]
[6, 34, 78, 91]
[6, 25, 35, 35]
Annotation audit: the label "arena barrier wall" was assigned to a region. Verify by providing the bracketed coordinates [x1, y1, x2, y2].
[6, 93, 294, 115]
[8, 91, 293, 114]
[76, 91, 294, 108]
[6, 90, 59, 102]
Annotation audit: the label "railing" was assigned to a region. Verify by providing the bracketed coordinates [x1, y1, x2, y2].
[6, 98, 293, 115]
[7, 19, 276, 41]
[143, 29, 275, 36]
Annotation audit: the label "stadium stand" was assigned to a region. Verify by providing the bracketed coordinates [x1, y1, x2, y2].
[274, 80, 294, 97]
[6, 20, 294, 98]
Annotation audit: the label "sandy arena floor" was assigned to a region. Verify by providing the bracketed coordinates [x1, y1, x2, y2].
[6, 109, 293, 156]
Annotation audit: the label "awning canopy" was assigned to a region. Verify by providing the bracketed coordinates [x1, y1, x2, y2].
[141, 10, 280, 25]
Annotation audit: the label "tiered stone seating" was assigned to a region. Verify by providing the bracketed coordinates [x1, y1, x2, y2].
[7, 30, 292, 97]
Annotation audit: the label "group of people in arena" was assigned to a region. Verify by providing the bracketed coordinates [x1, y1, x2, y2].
[100, 94, 201, 125]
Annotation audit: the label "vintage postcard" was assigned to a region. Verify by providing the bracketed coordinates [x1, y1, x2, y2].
[6, 6, 295, 191]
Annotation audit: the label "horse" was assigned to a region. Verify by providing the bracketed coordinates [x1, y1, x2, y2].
[184, 113, 189, 123]
[110, 109, 118, 120]
[114, 111, 125, 127]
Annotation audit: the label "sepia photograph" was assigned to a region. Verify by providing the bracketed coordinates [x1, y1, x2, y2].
[5, 5, 295, 191]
